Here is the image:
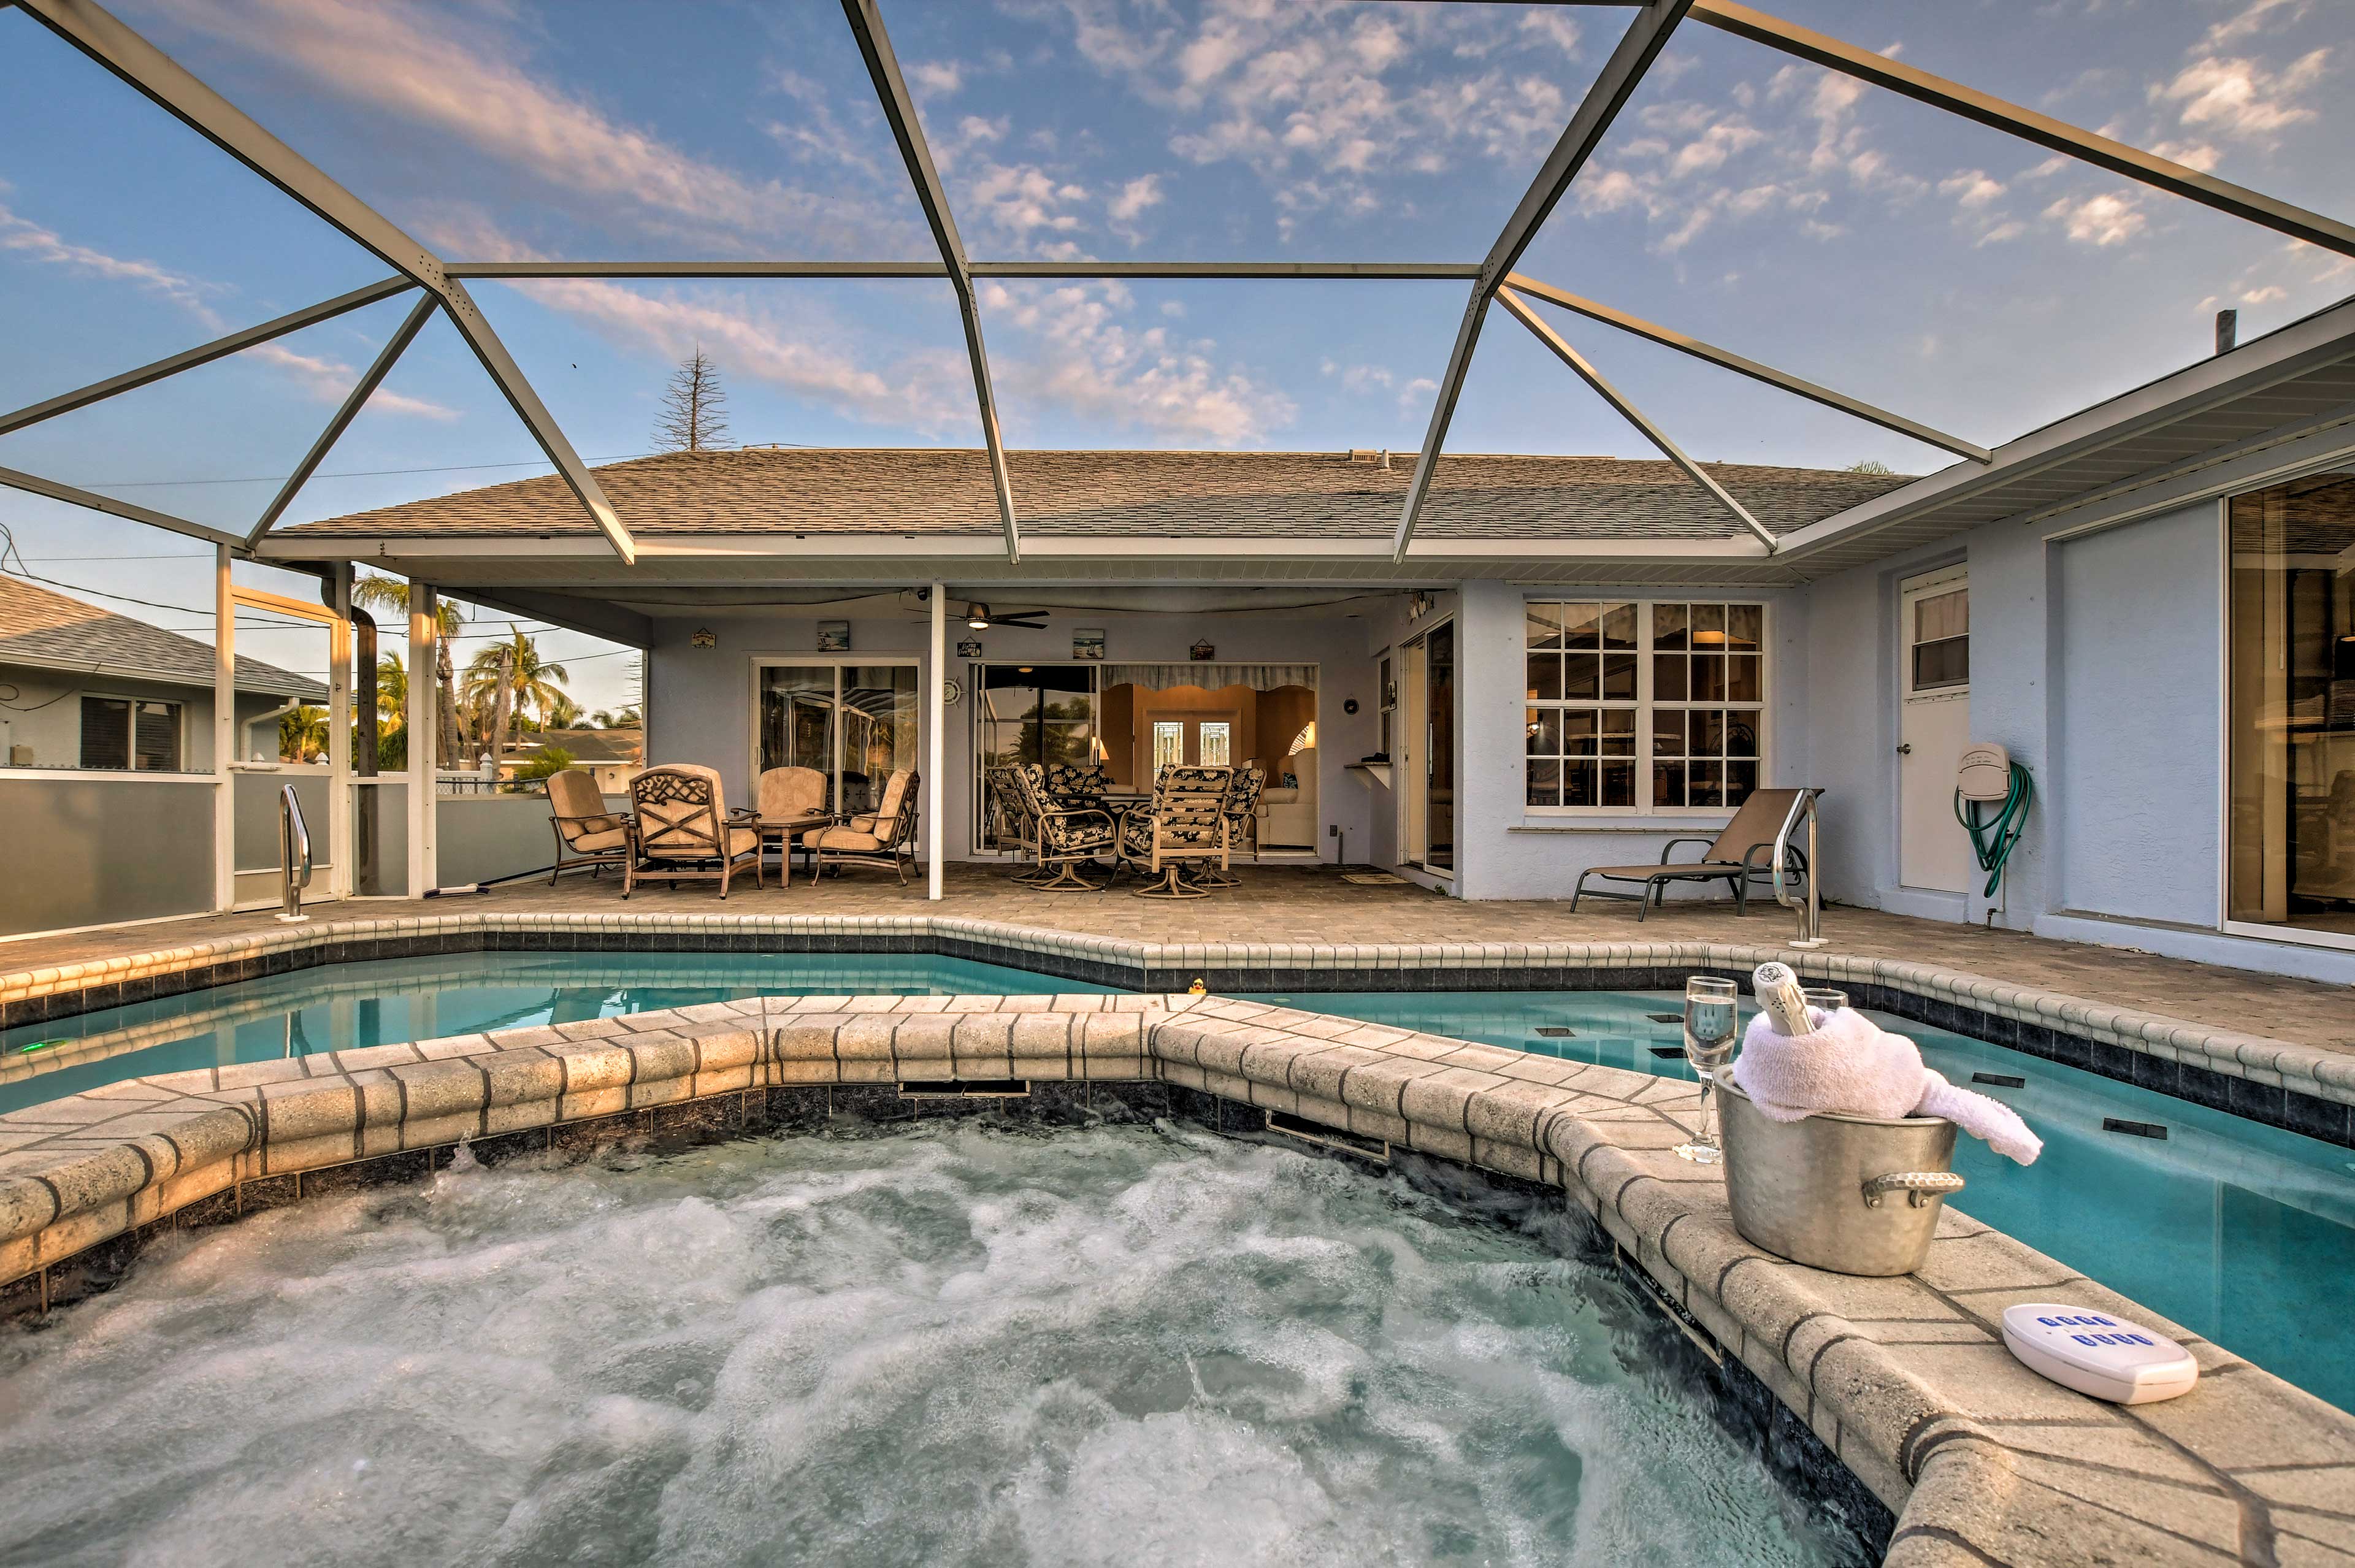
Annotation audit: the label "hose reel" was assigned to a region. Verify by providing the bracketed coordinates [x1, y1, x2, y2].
[1953, 743, 2032, 912]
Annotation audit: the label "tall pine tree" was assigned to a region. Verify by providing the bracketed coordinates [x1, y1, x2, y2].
[654, 345, 730, 451]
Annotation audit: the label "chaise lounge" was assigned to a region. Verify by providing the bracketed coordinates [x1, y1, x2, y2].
[1569, 786, 1815, 919]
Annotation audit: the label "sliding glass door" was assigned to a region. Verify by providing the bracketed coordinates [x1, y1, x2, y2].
[755, 662, 917, 816]
[973, 664, 1099, 851]
[2227, 470, 2355, 946]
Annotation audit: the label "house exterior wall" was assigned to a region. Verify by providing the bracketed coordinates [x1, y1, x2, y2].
[0, 664, 293, 774]
[646, 606, 1382, 861]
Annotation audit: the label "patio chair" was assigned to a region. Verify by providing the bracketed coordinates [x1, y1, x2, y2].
[1192, 763, 1265, 889]
[757, 765, 832, 875]
[1042, 761, 1113, 810]
[545, 767, 630, 884]
[622, 763, 763, 900]
[1116, 764, 1231, 899]
[1010, 762, 1117, 892]
[803, 768, 921, 885]
[990, 765, 1052, 884]
[1569, 786, 1814, 920]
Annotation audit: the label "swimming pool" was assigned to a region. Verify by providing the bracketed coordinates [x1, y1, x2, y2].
[7, 952, 2349, 1413]
[0, 952, 1106, 1115]
[1254, 988, 2355, 1417]
[0, 1122, 1878, 1567]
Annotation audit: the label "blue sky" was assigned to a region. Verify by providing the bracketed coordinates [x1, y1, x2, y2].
[1, 0, 2349, 709]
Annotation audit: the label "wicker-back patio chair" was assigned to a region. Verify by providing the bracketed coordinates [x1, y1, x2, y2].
[1011, 762, 1117, 892]
[622, 763, 763, 899]
[546, 767, 630, 884]
[1116, 764, 1231, 899]
[1192, 763, 1265, 889]
[803, 768, 921, 885]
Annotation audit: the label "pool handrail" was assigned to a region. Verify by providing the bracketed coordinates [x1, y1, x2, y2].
[1769, 786, 1825, 948]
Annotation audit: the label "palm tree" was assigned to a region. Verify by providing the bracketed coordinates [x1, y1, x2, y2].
[278, 704, 329, 763]
[352, 575, 464, 767]
[543, 691, 583, 730]
[464, 628, 572, 778]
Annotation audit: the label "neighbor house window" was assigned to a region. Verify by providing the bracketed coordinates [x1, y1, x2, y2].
[1525, 600, 1765, 811]
[79, 697, 183, 771]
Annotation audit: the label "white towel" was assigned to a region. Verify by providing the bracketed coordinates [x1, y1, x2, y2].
[1729, 1007, 2042, 1165]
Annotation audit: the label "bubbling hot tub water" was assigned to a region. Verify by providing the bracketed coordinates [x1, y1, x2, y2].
[0, 1122, 1871, 1567]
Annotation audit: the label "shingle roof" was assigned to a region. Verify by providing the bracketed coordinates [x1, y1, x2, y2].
[522, 727, 643, 765]
[280, 448, 1913, 543]
[0, 575, 327, 701]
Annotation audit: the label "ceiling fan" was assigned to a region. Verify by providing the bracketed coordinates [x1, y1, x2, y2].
[963, 602, 1048, 630]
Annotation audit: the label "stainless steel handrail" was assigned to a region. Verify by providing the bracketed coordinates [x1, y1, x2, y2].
[278, 782, 313, 923]
[1769, 786, 1826, 949]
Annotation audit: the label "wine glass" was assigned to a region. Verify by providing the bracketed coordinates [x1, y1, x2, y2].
[1675, 976, 1739, 1165]
[1802, 987, 1849, 1024]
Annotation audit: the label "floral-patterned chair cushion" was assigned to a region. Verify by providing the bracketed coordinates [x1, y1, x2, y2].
[1041, 761, 1111, 808]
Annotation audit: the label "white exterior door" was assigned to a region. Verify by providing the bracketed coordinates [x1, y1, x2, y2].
[1898, 567, 1972, 894]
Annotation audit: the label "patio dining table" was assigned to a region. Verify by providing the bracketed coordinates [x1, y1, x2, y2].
[757, 810, 838, 880]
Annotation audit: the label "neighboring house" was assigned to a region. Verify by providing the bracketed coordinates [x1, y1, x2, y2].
[0, 575, 326, 773]
[504, 727, 643, 794]
[272, 295, 2355, 986]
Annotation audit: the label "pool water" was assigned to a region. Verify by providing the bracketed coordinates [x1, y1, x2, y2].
[0, 952, 1106, 1115]
[7, 953, 2349, 1415]
[1255, 989, 2355, 1417]
[0, 1122, 1875, 1568]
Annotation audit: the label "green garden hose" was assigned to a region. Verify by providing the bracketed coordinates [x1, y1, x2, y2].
[1955, 762, 2033, 901]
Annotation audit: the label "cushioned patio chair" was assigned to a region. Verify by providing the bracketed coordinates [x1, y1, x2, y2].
[1116, 764, 1231, 899]
[545, 767, 630, 884]
[757, 765, 832, 875]
[1192, 763, 1265, 889]
[989, 765, 1051, 884]
[1569, 786, 1813, 920]
[1042, 760, 1113, 810]
[622, 763, 763, 899]
[803, 768, 921, 885]
[1009, 762, 1117, 892]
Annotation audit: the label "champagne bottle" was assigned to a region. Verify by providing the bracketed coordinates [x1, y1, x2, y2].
[1752, 962, 1815, 1036]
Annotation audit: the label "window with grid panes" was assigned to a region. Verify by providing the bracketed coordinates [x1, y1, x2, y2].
[1525, 600, 1764, 812]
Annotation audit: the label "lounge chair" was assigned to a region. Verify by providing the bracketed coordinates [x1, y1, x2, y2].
[1011, 762, 1116, 891]
[1569, 787, 1815, 920]
[1116, 765, 1231, 899]
[546, 767, 632, 884]
[622, 763, 763, 899]
[989, 765, 1051, 884]
[803, 768, 921, 885]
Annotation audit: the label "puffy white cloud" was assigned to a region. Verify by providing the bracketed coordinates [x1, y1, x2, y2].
[909, 61, 964, 96]
[2042, 191, 2148, 247]
[2151, 50, 2329, 143]
[979, 280, 1295, 445]
[1938, 170, 2006, 210]
[1108, 174, 1166, 224]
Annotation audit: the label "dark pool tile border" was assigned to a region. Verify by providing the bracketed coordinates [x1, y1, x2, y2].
[9, 927, 2349, 1150]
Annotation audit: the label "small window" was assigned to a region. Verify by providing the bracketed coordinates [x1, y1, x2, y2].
[1198, 721, 1231, 767]
[1911, 588, 1969, 690]
[80, 697, 182, 771]
[1152, 721, 1184, 771]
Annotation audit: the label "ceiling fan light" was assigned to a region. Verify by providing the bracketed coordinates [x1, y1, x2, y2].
[967, 603, 991, 630]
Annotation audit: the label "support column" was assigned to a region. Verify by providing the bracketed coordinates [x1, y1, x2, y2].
[407, 583, 438, 897]
[326, 563, 353, 899]
[928, 578, 946, 901]
[212, 545, 235, 911]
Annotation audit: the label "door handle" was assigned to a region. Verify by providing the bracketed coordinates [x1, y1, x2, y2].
[1896, 744, 1913, 755]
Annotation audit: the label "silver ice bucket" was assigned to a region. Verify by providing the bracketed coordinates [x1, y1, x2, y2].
[1718, 1082, 1965, 1276]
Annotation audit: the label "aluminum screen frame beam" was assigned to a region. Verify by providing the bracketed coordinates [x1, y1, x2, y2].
[841, 0, 1022, 564]
[1693, 0, 2355, 259]
[1495, 286, 1778, 551]
[0, 463, 245, 549]
[0, 277, 412, 438]
[15, 0, 637, 563]
[1392, 0, 1695, 562]
[443, 260, 1482, 281]
[247, 293, 440, 548]
[1503, 272, 1994, 464]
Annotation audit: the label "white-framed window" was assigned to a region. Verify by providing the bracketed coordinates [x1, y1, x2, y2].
[1524, 599, 1766, 813]
[1152, 720, 1184, 771]
[80, 695, 185, 772]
